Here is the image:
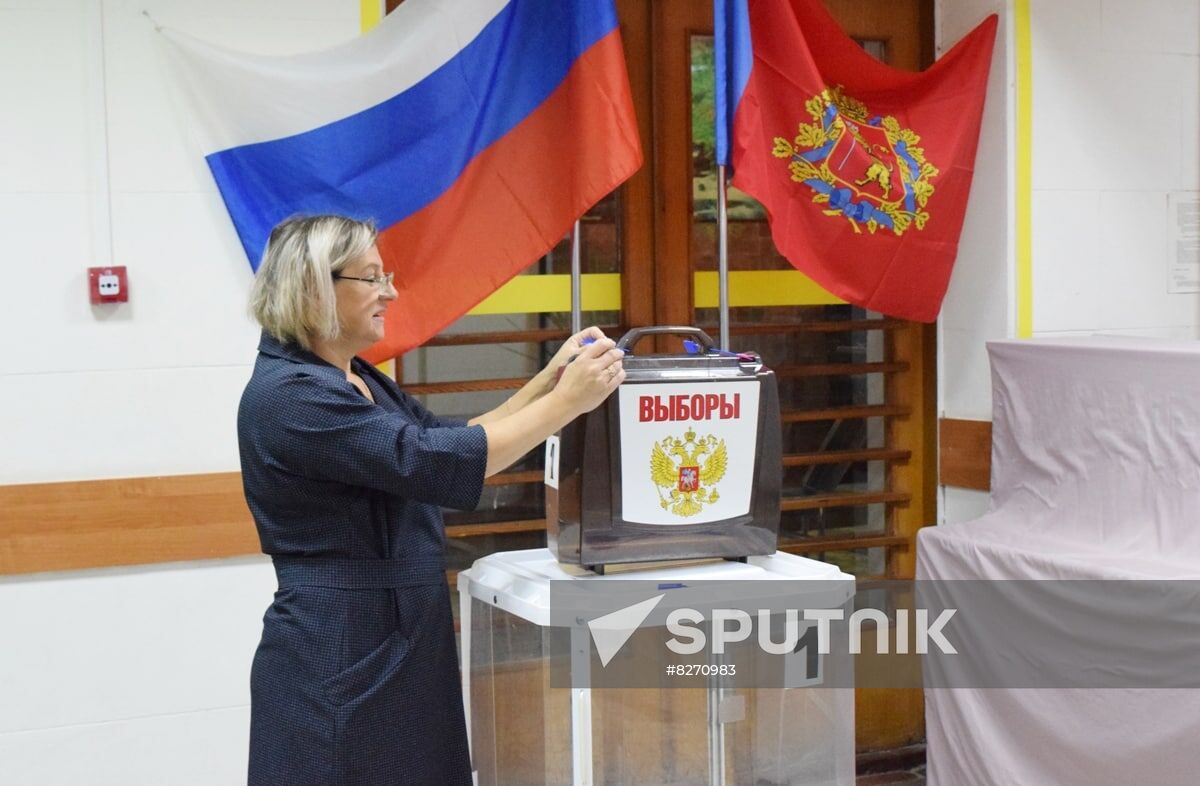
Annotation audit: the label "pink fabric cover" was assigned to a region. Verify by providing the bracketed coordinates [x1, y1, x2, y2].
[918, 337, 1200, 786]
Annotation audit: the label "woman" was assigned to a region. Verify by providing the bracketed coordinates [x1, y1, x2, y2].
[238, 215, 624, 785]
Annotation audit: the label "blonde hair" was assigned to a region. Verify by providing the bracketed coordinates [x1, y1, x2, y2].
[249, 215, 378, 349]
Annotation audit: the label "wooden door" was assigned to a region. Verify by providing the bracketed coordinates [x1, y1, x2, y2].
[390, 0, 935, 754]
[651, 0, 935, 752]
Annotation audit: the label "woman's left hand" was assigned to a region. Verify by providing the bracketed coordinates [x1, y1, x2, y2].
[543, 326, 609, 385]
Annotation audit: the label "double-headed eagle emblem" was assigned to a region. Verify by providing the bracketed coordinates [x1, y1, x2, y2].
[650, 429, 728, 517]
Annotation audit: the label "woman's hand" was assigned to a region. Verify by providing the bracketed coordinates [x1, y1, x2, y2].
[471, 326, 615, 427]
[479, 334, 624, 477]
[543, 326, 610, 387]
[553, 336, 625, 416]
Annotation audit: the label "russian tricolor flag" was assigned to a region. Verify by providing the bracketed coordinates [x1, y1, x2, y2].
[160, 0, 642, 360]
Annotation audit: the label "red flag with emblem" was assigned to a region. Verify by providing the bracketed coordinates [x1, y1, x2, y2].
[725, 0, 997, 321]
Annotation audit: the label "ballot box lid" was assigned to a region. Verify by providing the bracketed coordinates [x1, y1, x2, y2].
[457, 548, 854, 627]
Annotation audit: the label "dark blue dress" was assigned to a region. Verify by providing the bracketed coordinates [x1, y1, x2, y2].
[238, 331, 487, 785]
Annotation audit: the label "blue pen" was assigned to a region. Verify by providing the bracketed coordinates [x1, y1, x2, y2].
[555, 337, 628, 382]
[683, 339, 755, 361]
[581, 336, 629, 353]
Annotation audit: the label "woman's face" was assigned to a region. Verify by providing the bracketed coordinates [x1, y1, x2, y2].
[333, 246, 395, 350]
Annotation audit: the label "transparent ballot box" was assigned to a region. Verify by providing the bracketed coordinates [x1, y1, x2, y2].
[458, 549, 856, 786]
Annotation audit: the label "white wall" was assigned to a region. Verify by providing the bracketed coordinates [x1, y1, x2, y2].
[0, 0, 361, 486]
[936, 0, 1200, 524]
[0, 1, 359, 783]
[1030, 0, 1200, 339]
[936, 0, 1014, 522]
[0, 559, 276, 785]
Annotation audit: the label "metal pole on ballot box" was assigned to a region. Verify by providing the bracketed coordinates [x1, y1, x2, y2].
[571, 220, 583, 334]
[707, 639, 729, 786]
[713, 166, 733, 786]
[717, 165, 731, 349]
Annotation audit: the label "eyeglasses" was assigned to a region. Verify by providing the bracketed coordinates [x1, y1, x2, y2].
[333, 272, 395, 290]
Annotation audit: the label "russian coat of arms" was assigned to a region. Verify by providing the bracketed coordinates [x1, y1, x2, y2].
[771, 85, 938, 235]
[650, 429, 728, 517]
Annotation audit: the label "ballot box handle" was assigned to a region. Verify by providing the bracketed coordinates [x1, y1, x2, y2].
[617, 326, 716, 354]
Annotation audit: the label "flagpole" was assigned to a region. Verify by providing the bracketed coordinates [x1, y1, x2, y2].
[570, 219, 582, 334]
[717, 165, 731, 349]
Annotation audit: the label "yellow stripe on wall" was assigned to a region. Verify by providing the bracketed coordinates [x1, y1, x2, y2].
[695, 270, 844, 308]
[360, 0, 383, 33]
[1014, 0, 1033, 338]
[468, 273, 622, 315]
[463, 270, 844, 315]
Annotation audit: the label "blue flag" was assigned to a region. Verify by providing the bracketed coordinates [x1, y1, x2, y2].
[714, 0, 752, 167]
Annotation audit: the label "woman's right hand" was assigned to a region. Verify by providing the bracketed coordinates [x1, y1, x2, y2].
[479, 337, 624, 477]
[553, 337, 625, 415]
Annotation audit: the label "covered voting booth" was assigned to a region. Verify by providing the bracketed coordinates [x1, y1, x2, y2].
[457, 549, 856, 786]
[918, 337, 1200, 786]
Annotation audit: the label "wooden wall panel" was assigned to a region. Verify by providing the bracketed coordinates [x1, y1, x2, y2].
[0, 473, 258, 576]
[938, 418, 992, 491]
[1, 419, 993, 576]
